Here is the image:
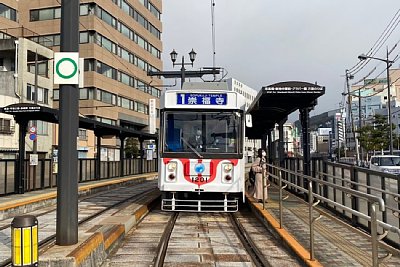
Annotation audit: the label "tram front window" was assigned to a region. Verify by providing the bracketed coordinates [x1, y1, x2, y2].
[163, 111, 241, 154]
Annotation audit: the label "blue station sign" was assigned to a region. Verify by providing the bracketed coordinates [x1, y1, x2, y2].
[177, 93, 227, 105]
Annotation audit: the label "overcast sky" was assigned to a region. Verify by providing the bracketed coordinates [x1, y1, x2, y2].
[161, 1, 400, 121]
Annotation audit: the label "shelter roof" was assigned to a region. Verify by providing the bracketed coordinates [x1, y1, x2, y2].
[246, 81, 325, 139]
[0, 103, 157, 140]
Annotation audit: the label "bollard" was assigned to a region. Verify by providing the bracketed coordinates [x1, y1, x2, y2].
[11, 215, 38, 267]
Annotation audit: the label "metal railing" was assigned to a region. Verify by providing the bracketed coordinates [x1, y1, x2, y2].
[0, 158, 158, 196]
[266, 163, 399, 267]
[283, 158, 400, 247]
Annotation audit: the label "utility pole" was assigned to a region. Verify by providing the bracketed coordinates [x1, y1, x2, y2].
[345, 69, 360, 165]
[386, 47, 393, 155]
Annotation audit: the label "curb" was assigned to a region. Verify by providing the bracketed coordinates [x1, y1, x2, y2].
[246, 195, 323, 267]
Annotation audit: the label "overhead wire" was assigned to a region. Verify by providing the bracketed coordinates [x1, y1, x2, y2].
[348, 8, 400, 75]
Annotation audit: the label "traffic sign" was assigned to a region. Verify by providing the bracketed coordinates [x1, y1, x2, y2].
[54, 52, 79, 84]
[29, 126, 37, 133]
[29, 133, 37, 141]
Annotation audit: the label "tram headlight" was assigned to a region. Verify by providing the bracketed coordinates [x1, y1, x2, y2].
[223, 163, 233, 173]
[167, 162, 177, 171]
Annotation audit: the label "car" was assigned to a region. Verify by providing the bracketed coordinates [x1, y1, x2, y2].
[369, 155, 400, 175]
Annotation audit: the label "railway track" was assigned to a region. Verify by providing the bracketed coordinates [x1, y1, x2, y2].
[0, 181, 158, 267]
[105, 208, 302, 267]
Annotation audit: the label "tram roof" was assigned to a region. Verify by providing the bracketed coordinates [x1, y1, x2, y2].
[0, 103, 157, 140]
[246, 81, 325, 139]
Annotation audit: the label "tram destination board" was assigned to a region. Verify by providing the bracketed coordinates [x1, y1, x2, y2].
[177, 93, 227, 105]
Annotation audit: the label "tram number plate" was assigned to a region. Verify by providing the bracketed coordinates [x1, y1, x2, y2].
[191, 176, 209, 183]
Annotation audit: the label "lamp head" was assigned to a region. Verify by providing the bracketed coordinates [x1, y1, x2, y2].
[189, 49, 197, 63]
[170, 49, 177, 63]
[358, 54, 368, 61]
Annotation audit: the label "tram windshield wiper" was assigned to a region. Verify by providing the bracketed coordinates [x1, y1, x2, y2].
[180, 137, 203, 159]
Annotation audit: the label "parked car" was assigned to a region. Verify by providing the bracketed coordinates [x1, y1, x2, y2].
[369, 155, 400, 175]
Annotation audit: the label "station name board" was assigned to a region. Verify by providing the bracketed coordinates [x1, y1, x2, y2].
[3, 106, 41, 113]
[177, 93, 227, 105]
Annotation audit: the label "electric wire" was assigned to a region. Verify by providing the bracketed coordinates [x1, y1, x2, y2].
[348, 8, 400, 75]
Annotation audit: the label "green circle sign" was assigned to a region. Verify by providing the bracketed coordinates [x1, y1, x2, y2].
[56, 58, 78, 79]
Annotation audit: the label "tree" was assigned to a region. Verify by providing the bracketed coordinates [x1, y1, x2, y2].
[125, 137, 139, 158]
[357, 114, 394, 157]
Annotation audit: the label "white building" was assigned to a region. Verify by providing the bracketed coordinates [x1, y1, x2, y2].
[271, 122, 297, 157]
[225, 78, 260, 161]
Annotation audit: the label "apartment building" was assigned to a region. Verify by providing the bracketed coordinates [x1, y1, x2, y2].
[1, 0, 163, 158]
[0, 38, 54, 159]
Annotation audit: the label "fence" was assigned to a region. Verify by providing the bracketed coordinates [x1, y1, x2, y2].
[282, 157, 400, 248]
[0, 158, 158, 196]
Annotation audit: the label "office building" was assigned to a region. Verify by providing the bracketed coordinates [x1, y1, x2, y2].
[1, 0, 163, 158]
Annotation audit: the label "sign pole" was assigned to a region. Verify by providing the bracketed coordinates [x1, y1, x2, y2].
[56, 0, 79, 245]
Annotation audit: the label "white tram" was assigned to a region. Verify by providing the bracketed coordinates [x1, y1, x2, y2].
[158, 82, 247, 212]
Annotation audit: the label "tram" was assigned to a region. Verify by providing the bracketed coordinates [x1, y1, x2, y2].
[158, 82, 248, 212]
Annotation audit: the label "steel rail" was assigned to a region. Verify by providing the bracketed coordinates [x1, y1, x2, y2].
[153, 212, 178, 267]
[229, 213, 271, 267]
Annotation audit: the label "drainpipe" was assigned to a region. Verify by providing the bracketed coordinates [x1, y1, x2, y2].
[14, 40, 21, 100]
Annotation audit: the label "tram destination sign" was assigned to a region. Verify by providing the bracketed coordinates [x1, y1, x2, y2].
[177, 93, 227, 105]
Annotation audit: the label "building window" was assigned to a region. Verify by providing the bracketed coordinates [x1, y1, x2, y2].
[78, 129, 87, 140]
[96, 89, 116, 105]
[26, 84, 49, 104]
[0, 3, 17, 21]
[0, 118, 13, 134]
[30, 7, 61, 21]
[28, 61, 48, 77]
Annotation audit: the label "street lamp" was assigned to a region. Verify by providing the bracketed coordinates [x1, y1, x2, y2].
[358, 50, 395, 154]
[170, 49, 197, 87]
[148, 49, 220, 88]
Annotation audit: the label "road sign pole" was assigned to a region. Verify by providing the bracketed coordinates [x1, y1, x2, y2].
[56, 0, 79, 245]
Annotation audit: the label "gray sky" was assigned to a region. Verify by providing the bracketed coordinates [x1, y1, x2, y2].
[162, 1, 400, 120]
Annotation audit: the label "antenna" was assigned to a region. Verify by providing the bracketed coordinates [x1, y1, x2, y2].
[211, 0, 216, 80]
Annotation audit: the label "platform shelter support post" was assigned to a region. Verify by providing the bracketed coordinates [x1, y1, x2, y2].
[119, 135, 125, 177]
[278, 118, 287, 168]
[300, 107, 312, 192]
[139, 138, 144, 173]
[16, 119, 28, 194]
[96, 134, 101, 180]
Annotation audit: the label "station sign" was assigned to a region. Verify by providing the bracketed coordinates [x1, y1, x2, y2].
[177, 93, 227, 105]
[3, 105, 41, 113]
[54, 52, 79, 84]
